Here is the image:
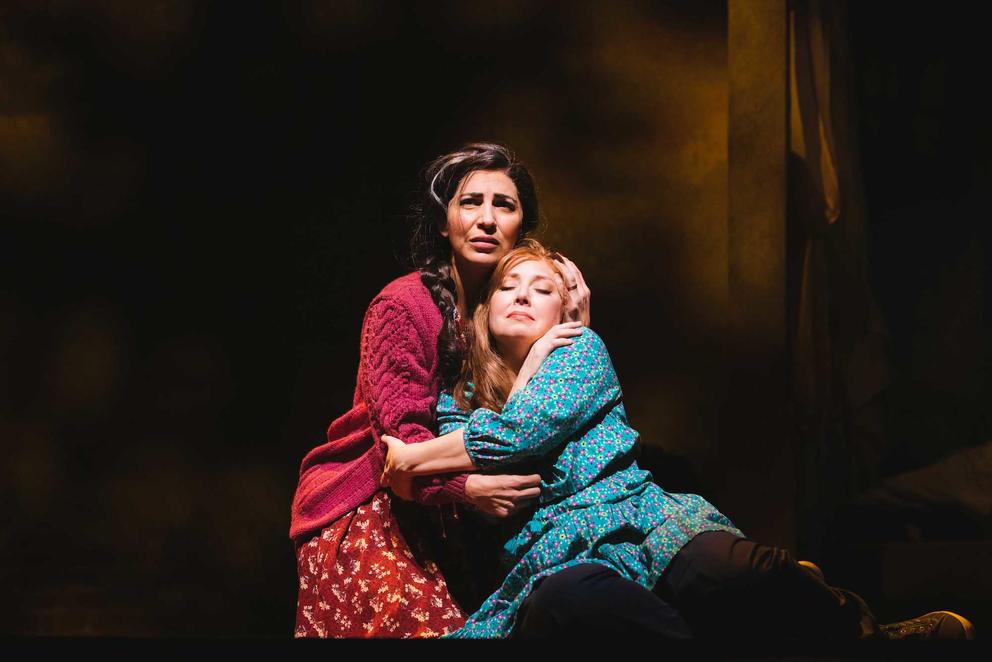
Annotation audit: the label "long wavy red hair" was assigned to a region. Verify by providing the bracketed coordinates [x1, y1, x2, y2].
[453, 239, 569, 412]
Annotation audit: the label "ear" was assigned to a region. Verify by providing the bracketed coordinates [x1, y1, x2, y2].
[439, 226, 449, 238]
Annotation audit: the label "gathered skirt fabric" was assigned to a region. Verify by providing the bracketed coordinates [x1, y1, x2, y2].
[294, 491, 467, 638]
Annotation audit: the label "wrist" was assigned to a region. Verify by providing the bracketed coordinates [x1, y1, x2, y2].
[464, 474, 481, 500]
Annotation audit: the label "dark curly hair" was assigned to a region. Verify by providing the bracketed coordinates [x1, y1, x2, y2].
[409, 143, 540, 389]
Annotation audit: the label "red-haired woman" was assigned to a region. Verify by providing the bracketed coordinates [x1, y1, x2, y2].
[381, 240, 974, 641]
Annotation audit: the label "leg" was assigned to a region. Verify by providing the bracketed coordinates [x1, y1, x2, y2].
[655, 531, 878, 641]
[512, 563, 692, 639]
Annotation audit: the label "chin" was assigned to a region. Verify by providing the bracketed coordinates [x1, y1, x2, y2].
[493, 329, 538, 344]
[464, 253, 505, 267]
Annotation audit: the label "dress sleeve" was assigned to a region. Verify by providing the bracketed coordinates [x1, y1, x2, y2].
[463, 329, 621, 469]
[359, 295, 469, 504]
[436, 391, 471, 435]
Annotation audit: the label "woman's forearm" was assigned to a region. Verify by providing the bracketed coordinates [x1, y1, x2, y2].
[508, 354, 541, 398]
[402, 428, 476, 475]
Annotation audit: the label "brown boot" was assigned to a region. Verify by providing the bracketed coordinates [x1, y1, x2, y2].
[880, 611, 976, 640]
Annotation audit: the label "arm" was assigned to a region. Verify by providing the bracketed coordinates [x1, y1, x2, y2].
[464, 329, 621, 469]
[384, 329, 617, 474]
[382, 427, 476, 477]
[381, 391, 542, 514]
[358, 295, 469, 505]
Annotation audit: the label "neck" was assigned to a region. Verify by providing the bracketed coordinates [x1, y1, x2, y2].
[450, 256, 490, 319]
[499, 341, 529, 377]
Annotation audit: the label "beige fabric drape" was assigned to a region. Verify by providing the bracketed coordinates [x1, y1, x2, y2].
[788, 0, 892, 552]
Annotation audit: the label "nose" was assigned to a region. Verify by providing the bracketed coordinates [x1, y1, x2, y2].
[478, 201, 496, 228]
[514, 285, 530, 304]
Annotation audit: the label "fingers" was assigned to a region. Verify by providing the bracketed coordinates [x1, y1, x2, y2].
[552, 253, 591, 325]
[546, 322, 583, 348]
[555, 254, 590, 294]
[515, 473, 543, 487]
[553, 322, 584, 336]
[490, 473, 541, 488]
[548, 321, 583, 335]
[564, 256, 588, 292]
[503, 474, 542, 489]
[553, 253, 581, 288]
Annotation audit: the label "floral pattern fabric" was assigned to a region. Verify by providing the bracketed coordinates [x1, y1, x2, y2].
[437, 328, 746, 639]
[294, 491, 466, 638]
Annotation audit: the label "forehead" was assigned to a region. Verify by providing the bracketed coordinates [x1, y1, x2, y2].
[457, 170, 519, 196]
[503, 258, 556, 280]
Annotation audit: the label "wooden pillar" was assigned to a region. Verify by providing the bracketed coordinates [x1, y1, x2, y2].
[724, 0, 794, 549]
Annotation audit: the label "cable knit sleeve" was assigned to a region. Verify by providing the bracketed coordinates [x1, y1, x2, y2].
[359, 295, 469, 504]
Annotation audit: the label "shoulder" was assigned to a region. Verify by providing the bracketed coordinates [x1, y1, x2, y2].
[377, 272, 432, 305]
[558, 327, 610, 361]
[538, 327, 615, 383]
[364, 272, 441, 339]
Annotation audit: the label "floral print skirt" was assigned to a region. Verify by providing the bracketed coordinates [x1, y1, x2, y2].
[294, 491, 467, 638]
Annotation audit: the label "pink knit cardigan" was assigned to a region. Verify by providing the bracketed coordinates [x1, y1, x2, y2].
[289, 273, 469, 543]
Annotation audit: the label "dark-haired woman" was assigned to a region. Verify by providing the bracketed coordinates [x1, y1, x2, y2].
[289, 143, 591, 638]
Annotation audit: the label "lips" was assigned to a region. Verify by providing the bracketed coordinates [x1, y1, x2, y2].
[469, 236, 499, 246]
[507, 310, 534, 321]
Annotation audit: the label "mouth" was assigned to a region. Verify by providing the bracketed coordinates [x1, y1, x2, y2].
[469, 237, 500, 249]
[507, 311, 534, 321]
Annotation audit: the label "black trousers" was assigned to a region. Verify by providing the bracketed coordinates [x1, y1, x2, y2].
[512, 531, 878, 640]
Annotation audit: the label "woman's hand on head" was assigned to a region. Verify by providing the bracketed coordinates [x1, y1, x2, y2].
[380, 434, 414, 500]
[464, 473, 542, 518]
[553, 253, 591, 327]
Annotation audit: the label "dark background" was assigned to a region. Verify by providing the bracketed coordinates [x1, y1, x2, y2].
[2, 1, 987, 636]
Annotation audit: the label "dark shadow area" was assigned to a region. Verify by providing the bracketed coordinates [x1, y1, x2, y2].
[814, 4, 991, 634]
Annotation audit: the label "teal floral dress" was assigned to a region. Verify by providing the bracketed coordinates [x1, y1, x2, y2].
[438, 328, 745, 639]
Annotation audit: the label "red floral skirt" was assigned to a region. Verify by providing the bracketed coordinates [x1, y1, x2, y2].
[294, 491, 467, 638]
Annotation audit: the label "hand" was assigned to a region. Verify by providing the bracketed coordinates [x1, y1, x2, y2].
[464, 473, 542, 518]
[553, 253, 591, 327]
[380, 434, 415, 501]
[514, 321, 584, 393]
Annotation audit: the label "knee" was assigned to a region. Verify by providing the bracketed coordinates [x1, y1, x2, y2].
[514, 563, 618, 637]
[677, 532, 793, 588]
[526, 563, 612, 616]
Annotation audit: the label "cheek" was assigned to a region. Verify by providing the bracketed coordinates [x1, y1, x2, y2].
[535, 299, 563, 331]
[444, 207, 469, 240]
[502, 213, 523, 242]
[488, 295, 509, 326]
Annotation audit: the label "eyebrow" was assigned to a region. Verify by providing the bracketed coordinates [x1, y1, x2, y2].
[460, 192, 519, 204]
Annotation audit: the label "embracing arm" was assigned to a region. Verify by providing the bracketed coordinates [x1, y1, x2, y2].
[380, 391, 542, 513]
[384, 330, 621, 476]
[382, 426, 476, 477]
[359, 295, 469, 504]
[465, 329, 621, 468]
